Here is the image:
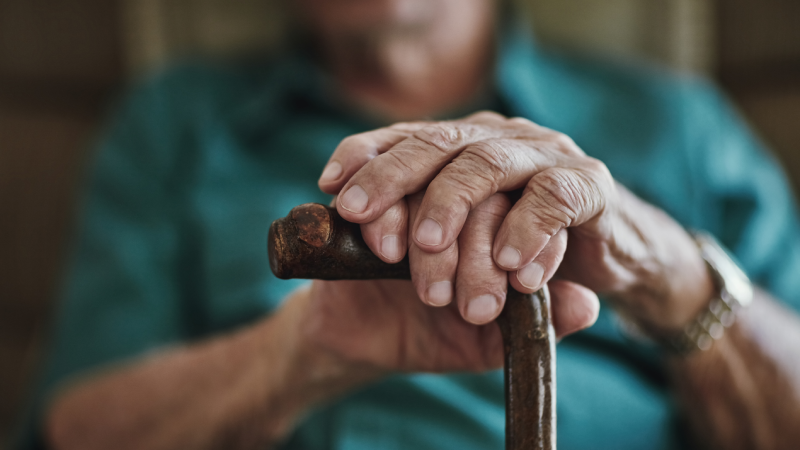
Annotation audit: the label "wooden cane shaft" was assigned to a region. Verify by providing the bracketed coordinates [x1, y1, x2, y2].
[268, 203, 556, 450]
[497, 286, 556, 450]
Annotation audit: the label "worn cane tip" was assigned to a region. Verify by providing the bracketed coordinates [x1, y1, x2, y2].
[291, 203, 333, 248]
[268, 204, 334, 279]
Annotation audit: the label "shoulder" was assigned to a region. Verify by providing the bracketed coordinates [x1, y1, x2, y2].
[531, 48, 723, 145]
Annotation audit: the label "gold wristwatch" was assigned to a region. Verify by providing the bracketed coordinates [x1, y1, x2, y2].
[665, 231, 754, 353]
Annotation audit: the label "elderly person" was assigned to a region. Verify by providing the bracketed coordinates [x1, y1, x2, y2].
[16, 0, 800, 449]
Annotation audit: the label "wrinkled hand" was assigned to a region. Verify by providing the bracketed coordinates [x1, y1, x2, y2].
[301, 195, 598, 374]
[318, 112, 711, 332]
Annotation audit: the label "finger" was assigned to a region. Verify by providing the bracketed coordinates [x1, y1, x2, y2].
[410, 136, 577, 253]
[360, 199, 409, 263]
[509, 228, 567, 293]
[493, 162, 615, 271]
[318, 127, 416, 194]
[548, 279, 600, 339]
[407, 192, 458, 307]
[456, 193, 512, 325]
[336, 121, 508, 222]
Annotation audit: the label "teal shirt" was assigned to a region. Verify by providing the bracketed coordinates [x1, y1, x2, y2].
[18, 24, 800, 450]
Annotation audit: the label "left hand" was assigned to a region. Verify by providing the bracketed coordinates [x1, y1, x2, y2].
[318, 112, 713, 332]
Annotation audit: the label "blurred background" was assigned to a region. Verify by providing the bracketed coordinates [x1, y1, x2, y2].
[0, 0, 798, 446]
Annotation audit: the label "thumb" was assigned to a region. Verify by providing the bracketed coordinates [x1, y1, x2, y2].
[548, 279, 600, 339]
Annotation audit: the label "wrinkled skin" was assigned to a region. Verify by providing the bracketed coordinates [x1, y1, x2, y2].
[316, 112, 711, 334]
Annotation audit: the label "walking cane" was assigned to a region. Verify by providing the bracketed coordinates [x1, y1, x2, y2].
[268, 203, 556, 450]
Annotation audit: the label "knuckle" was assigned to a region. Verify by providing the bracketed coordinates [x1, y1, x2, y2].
[380, 151, 418, 182]
[547, 132, 584, 156]
[554, 132, 576, 147]
[338, 133, 370, 152]
[348, 153, 414, 197]
[435, 157, 503, 209]
[467, 110, 505, 122]
[508, 116, 536, 128]
[387, 121, 426, 136]
[388, 121, 420, 131]
[582, 157, 613, 183]
[555, 134, 578, 152]
[465, 140, 503, 164]
[430, 172, 486, 214]
[553, 131, 575, 147]
[461, 140, 512, 185]
[525, 169, 585, 227]
[413, 122, 467, 153]
[519, 195, 571, 233]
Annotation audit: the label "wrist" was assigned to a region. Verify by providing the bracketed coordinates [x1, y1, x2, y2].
[654, 231, 716, 333]
[665, 231, 754, 352]
[259, 286, 383, 435]
[615, 216, 714, 335]
[621, 230, 753, 355]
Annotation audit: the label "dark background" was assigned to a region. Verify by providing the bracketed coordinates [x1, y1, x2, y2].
[1, 0, 798, 446]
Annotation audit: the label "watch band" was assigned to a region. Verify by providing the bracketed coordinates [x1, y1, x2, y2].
[664, 231, 754, 354]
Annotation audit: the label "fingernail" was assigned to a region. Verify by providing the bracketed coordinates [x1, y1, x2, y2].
[497, 245, 521, 269]
[416, 218, 443, 246]
[380, 235, 402, 261]
[320, 161, 342, 181]
[517, 262, 545, 290]
[427, 281, 452, 306]
[340, 185, 369, 213]
[465, 294, 500, 324]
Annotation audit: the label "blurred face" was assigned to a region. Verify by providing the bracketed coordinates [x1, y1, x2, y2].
[294, 0, 497, 118]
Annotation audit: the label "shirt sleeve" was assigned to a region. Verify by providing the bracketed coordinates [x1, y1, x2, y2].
[685, 83, 800, 310]
[15, 73, 193, 449]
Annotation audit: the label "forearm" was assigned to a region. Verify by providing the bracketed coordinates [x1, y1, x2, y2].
[45, 287, 372, 450]
[596, 188, 800, 447]
[669, 289, 800, 450]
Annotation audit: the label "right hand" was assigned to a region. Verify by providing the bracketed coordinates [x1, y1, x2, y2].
[295, 193, 600, 376]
